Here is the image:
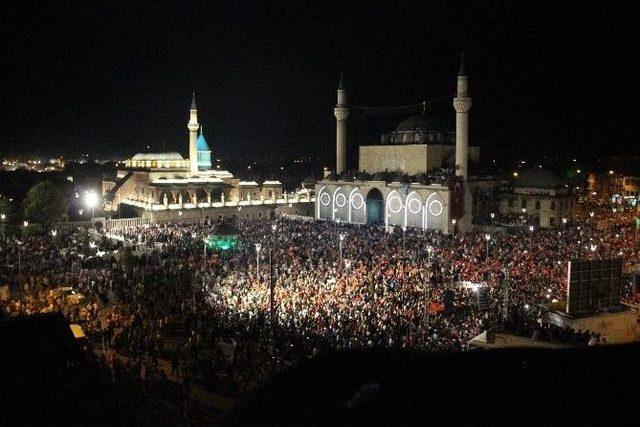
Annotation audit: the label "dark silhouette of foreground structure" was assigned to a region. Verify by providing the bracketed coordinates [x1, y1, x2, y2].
[220, 344, 640, 426]
[0, 313, 110, 425]
[2, 312, 638, 426]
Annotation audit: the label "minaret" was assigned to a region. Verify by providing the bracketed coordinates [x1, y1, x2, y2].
[453, 55, 471, 180]
[188, 92, 200, 173]
[334, 72, 349, 175]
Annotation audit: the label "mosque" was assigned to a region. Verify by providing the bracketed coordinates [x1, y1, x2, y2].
[102, 94, 314, 221]
[315, 58, 477, 233]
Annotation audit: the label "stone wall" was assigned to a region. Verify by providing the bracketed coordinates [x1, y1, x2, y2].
[134, 201, 314, 223]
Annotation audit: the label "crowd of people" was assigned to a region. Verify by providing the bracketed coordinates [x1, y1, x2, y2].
[1, 206, 638, 397]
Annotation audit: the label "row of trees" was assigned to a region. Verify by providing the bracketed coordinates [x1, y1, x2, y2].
[1, 181, 69, 236]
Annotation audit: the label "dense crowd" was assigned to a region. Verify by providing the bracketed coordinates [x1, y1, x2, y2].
[1, 207, 638, 396]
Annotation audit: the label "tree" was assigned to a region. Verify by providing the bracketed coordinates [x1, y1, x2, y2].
[23, 181, 68, 227]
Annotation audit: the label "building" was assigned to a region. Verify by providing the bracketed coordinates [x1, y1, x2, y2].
[316, 57, 476, 233]
[102, 94, 313, 221]
[498, 168, 575, 228]
[359, 113, 480, 176]
[588, 171, 639, 203]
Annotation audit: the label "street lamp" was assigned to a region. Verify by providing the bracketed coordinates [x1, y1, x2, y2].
[490, 212, 495, 226]
[344, 258, 352, 288]
[423, 264, 432, 325]
[484, 233, 491, 259]
[339, 233, 345, 263]
[51, 230, 57, 237]
[401, 225, 407, 253]
[85, 191, 99, 220]
[589, 211, 594, 218]
[16, 240, 23, 314]
[255, 243, 262, 278]
[23, 220, 29, 228]
[528, 225, 534, 248]
[1, 213, 6, 241]
[451, 218, 457, 235]
[269, 222, 278, 329]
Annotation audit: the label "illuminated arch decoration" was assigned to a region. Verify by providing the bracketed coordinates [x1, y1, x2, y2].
[316, 186, 332, 220]
[385, 190, 404, 227]
[423, 192, 445, 230]
[332, 187, 350, 222]
[349, 188, 365, 223]
[404, 191, 423, 228]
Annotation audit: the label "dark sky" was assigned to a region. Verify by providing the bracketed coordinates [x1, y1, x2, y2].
[2, 1, 639, 165]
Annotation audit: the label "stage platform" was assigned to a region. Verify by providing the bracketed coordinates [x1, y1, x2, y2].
[469, 331, 570, 350]
[548, 307, 639, 344]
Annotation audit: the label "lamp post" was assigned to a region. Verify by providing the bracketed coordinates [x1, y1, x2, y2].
[502, 268, 510, 323]
[255, 243, 262, 278]
[490, 212, 495, 227]
[85, 191, 99, 221]
[269, 223, 277, 330]
[203, 239, 207, 261]
[401, 225, 407, 254]
[424, 263, 432, 325]
[17, 241, 23, 314]
[344, 258, 352, 289]
[451, 218, 457, 235]
[1, 213, 6, 241]
[528, 225, 534, 249]
[484, 233, 491, 260]
[339, 233, 345, 263]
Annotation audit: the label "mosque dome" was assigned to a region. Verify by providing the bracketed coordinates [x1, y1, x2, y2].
[381, 113, 454, 145]
[196, 131, 210, 152]
[395, 114, 452, 133]
[515, 169, 564, 188]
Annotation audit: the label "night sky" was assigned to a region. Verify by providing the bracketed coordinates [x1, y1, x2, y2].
[3, 1, 639, 165]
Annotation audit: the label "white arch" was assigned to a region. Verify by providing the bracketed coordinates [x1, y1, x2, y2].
[404, 191, 421, 228]
[424, 192, 439, 230]
[316, 186, 327, 219]
[385, 190, 402, 227]
[348, 188, 364, 223]
[331, 187, 342, 221]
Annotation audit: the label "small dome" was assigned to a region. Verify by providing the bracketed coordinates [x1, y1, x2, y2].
[395, 114, 452, 133]
[131, 152, 183, 161]
[196, 132, 210, 152]
[515, 169, 563, 188]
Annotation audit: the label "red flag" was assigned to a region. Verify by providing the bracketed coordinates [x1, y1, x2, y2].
[428, 302, 445, 314]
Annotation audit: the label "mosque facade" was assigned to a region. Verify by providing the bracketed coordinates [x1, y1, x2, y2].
[316, 58, 476, 233]
[102, 93, 313, 221]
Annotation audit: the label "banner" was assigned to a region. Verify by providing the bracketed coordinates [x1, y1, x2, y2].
[448, 175, 465, 220]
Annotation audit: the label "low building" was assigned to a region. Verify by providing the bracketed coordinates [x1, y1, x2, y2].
[498, 169, 576, 228]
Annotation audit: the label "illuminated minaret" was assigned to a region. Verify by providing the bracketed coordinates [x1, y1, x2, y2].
[188, 92, 200, 173]
[453, 55, 471, 180]
[334, 72, 349, 175]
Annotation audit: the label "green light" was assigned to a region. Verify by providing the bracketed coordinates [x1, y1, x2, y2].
[204, 235, 241, 252]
